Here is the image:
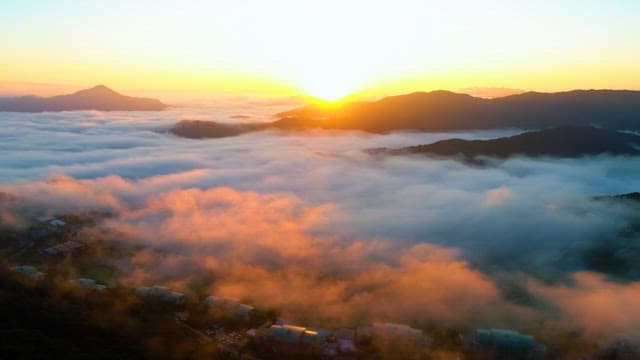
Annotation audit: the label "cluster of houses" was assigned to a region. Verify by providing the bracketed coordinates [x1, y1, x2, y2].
[8, 262, 549, 358]
[4, 215, 551, 358]
[10, 265, 109, 292]
[262, 322, 353, 356]
[252, 319, 431, 357]
[253, 321, 548, 358]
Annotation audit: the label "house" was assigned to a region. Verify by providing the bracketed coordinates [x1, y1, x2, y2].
[204, 295, 254, 319]
[70, 278, 107, 290]
[43, 241, 85, 256]
[359, 322, 422, 338]
[265, 324, 327, 348]
[49, 219, 66, 227]
[308, 327, 356, 355]
[275, 317, 294, 325]
[235, 303, 255, 319]
[338, 338, 357, 353]
[335, 328, 355, 341]
[471, 328, 546, 353]
[598, 337, 640, 359]
[136, 285, 185, 304]
[301, 329, 321, 345]
[11, 265, 44, 279]
[358, 323, 430, 346]
[267, 324, 308, 344]
[37, 216, 67, 228]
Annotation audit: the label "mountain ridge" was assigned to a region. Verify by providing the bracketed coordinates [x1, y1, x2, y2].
[0, 85, 167, 112]
[367, 126, 640, 161]
[276, 89, 640, 132]
[169, 89, 640, 139]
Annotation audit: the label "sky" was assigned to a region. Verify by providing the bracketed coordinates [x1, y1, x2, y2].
[1, 0, 640, 100]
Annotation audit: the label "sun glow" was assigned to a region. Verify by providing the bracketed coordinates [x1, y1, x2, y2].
[248, 1, 421, 101]
[299, 77, 357, 102]
[294, 65, 367, 101]
[1, 1, 640, 97]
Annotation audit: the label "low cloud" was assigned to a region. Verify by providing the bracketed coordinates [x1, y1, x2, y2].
[2, 108, 640, 337]
[530, 272, 640, 339]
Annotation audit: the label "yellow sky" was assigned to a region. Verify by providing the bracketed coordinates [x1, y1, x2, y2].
[1, 0, 639, 101]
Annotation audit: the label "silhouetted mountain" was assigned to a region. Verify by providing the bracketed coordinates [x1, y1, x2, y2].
[170, 120, 266, 139]
[276, 90, 640, 132]
[167, 89, 640, 140]
[369, 126, 640, 160]
[0, 85, 167, 112]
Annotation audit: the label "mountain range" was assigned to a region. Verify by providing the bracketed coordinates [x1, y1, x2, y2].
[276, 89, 640, 132]
[0, 85, 167, 112]
[368, 126, 640, 160]
[169, 89, 640, 139]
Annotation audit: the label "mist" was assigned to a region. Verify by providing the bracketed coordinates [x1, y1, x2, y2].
[2, 106, 640, 341]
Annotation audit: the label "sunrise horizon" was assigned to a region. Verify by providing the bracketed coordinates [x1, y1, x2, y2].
[3, 1, 640, 102]
[2, 1, 640, 359]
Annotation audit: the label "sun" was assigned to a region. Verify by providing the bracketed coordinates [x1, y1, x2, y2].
[295, 65, 365, 101]
[302, 81, 355, 102]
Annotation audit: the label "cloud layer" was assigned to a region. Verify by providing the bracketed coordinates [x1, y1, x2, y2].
[2, 107, 640, 339]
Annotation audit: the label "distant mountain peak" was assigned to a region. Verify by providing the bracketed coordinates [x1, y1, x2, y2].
[90, 84, 109, 90]
[75, 85, 118, 95]
[0, 85, 167, 112]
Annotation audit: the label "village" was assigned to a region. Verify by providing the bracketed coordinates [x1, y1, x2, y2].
[0, 212, 580, 359]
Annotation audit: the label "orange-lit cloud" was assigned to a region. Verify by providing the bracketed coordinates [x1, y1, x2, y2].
[1, 175, 504, 326]
[3, 155, 640, 336]
[530, 272, 640, 339]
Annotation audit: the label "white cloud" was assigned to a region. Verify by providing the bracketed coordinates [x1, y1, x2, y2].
[2, 106, 640, 336]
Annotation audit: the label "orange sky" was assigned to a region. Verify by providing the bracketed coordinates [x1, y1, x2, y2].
[1, 1, 639, 101]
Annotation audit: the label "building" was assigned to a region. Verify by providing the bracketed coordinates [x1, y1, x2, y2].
[38, 216, 67, 227]
[11, 265, 44, 279]
[235, 303, 255, 319]
[332, 327, 356, 354]
[358, 323, 428, 344]
[204, 295, 254, 319]
[265, 324, 325, 345]
[267, 324, 308, 344]
[43, 240, 85, 256]
[70, 278, 107, 291]
[335, 328, 355, 341]
[470, 328, 546, 354]
[136, 285, 185, 304]
[337, 338, 357, 353]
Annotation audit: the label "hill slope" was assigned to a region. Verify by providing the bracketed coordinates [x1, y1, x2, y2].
[370, 126, 640, 159]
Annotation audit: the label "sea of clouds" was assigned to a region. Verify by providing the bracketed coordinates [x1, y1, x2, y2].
[1, 103, 640, 339]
